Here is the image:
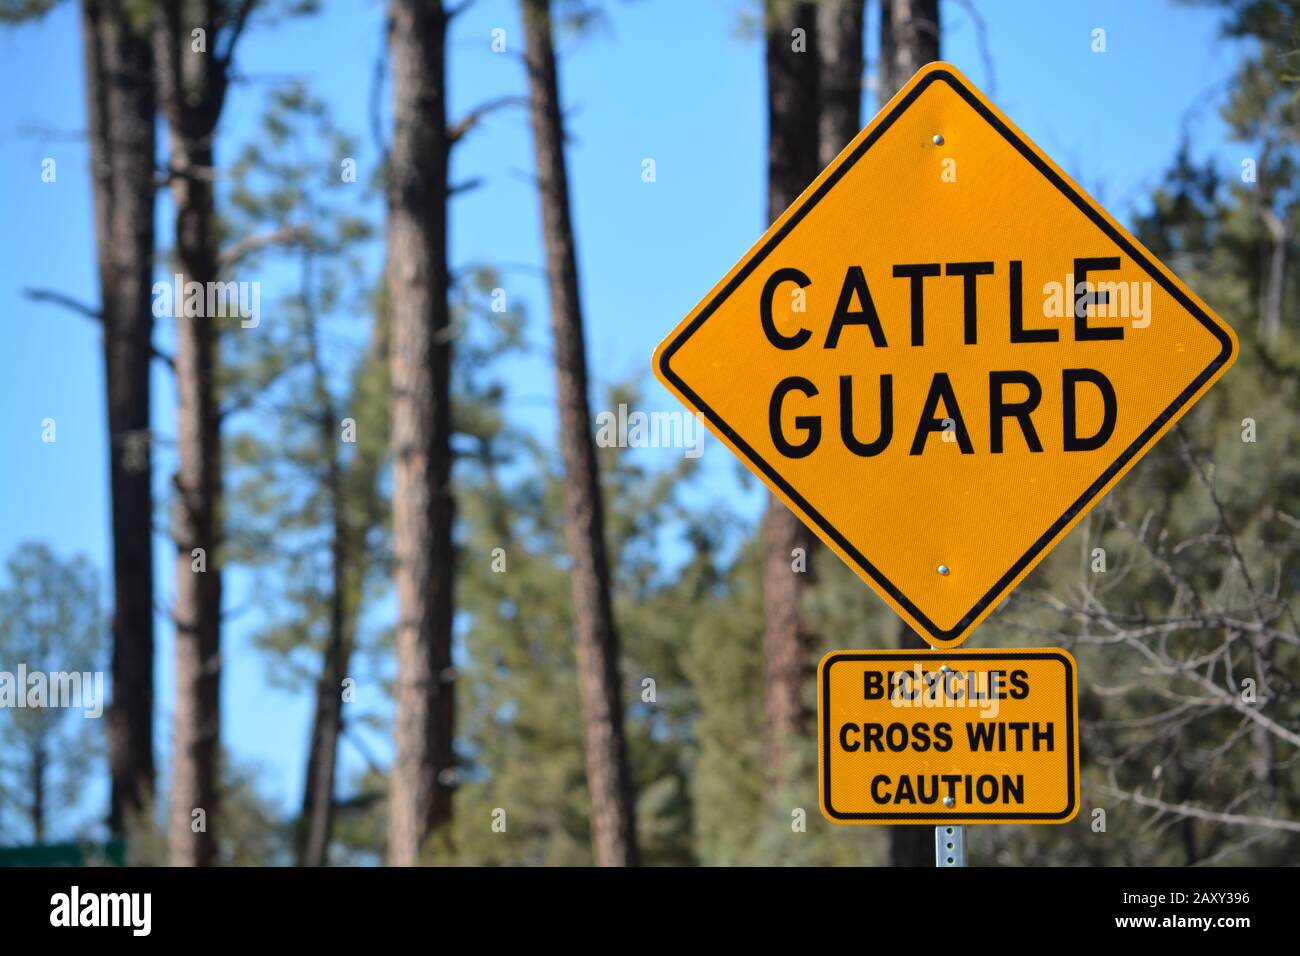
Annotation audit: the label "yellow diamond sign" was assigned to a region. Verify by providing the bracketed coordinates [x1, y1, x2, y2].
[653, 63, 1237, 648]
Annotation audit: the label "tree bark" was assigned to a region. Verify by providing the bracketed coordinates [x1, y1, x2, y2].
[1259, 207, 1285, 341]
[295, 494, 352, 870]
[297, 258, 389, 867]
[298, 238, 351, 867]
[31, 743, 46, 843]
[521, 0, 639, 868]
[817, 0, 865, 167]
[386, 0, 456, 867]
[79, 0, 157, 841]
[878, 0, 896, 107]
[761, 0, 821, 780]
[886, 0, 939, 91]
[882, 0, 940, 869]
[156, 0, 247, 867]
[299, 635, 346, 866]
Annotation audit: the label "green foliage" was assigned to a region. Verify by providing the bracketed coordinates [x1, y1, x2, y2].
[220, 83, 392, 861]
[679, 535, 767, 864]
[0, 543, 103, 843]
[224, 83, 384, 682]
[433, 431, 592, 866]
[218, 757, 292, 865]
[0, 0, 58, 23]
[120, 755, 289, 866]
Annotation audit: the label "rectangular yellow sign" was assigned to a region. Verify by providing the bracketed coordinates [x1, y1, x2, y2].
[819, 649, 1079, 825]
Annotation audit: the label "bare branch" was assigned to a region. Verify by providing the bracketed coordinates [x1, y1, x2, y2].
[218, 224, 309, 270]
[156, 163, 218, 191]
[369, 20, 389, 167]
[448, 177, 485, 198]
[951, 0, 997, 98]
[217, 0, 258, 70]
[447, 0, 476, 21]
[23, 288, 100, 320]
[23, 287, 174, 370]
[449, 95, 528, 144]
[1100, 784, 1300, 833]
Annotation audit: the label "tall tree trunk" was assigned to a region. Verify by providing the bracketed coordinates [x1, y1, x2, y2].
[817, 0, 865, 167]
[297, 233, 350, 867]
[165, 129, 222, 869]
[521, 0, 639, 868]
[156, 0, 248, 867]
[761, 0, 820, 782]
[886, 0, 939, 88]
[878, 0, 896, 108]
[298, 528, 349, 867]
[882, 0, 940, 868]
[299, 357, 350, 867]
[299, 626, 346, 866]
[298, 252, 389, 867]
[31, 743, 46, 843]
[386, 0, 456, 867]
[79, 0, 157, 841]
[1259, 207, 1285, 341]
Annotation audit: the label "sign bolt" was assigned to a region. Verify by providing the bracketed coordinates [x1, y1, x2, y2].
[943, 796, 955, 807]
[938, 564, 950, 576]
[932, 133, 945, 145]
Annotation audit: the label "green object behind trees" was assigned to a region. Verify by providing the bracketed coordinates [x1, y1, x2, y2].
[0, 841, 125, 867]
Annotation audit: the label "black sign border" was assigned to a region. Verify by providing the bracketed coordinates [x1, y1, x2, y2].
[820, 650, 1077, 823]
[656, 67, 1236, 645]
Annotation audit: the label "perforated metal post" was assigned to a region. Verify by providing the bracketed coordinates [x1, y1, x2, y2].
[930, 644, 967, 867]
[936, 824, 966, 867]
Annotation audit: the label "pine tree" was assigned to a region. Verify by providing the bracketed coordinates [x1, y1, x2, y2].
[155, 0, 258, 868]
[385, 0, 457, 866]
[80, 0, 158, 842]
[0, 544, 103, 843]
[521, 0, 639, 867]
[221, 85, 384, 867]
[761, 0, 821, 797]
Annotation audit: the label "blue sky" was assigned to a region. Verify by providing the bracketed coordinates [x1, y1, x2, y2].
[0, 0, 1250, 834]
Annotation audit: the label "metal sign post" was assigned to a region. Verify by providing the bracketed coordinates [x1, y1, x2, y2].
[934, 646, 965, 867]
[936, 824, 966, 867]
